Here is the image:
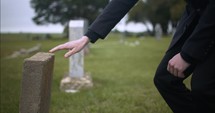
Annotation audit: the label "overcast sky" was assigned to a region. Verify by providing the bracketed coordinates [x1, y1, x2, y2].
[0, 0, 63, 33]
[0, 0, 151, 33]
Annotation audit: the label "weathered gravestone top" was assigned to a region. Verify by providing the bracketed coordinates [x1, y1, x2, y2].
[20, 52, 54, 113]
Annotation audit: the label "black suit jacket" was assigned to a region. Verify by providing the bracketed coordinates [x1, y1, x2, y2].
[85, 0, 215, 64]
[180, 0, 215, 63]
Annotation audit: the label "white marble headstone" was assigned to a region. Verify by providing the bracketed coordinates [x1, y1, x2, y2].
[69, 20, 87, 78]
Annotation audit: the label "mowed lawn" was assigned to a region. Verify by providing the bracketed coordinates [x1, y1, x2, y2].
[0, 33, 180, 113]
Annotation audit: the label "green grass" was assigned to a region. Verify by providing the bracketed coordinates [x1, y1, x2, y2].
[0, 33, 176, 113]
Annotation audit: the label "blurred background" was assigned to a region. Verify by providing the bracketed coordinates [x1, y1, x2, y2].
[1, 0, 185, 35]
[1, 0, 188, 113]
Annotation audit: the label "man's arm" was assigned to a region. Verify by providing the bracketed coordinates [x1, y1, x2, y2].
[181, 0, 215, 63]
[50, 0, 138, 57]
[167, 0, 215, 78]
[85, 0, 138, 43]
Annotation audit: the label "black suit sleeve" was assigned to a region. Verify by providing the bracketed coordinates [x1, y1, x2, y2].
[181, 0, 215, 63]
[85, 0, 138, 43]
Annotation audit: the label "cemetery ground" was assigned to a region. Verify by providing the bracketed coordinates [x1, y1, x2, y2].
[1, 33, 191, 113]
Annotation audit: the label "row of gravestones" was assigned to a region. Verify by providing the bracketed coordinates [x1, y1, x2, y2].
[19, 20, 92, 113]
[19, 20, 163, 113]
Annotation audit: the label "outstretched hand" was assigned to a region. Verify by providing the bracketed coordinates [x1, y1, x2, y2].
[167, 53, 190, 78]
[49, 36, 90, 58]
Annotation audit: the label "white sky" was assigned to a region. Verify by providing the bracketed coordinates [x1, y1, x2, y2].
[0, 0, 64, 33]
[0, 0, 152, 33]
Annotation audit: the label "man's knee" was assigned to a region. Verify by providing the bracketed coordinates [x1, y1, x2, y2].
[154, 68, 185, 91]
[154, 69, 171, 90]
[153, 72, 163, 88]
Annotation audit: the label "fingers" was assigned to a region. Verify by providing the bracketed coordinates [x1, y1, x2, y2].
[49, 44, 65, 53]
[167, 53, 188, 78]
[49, 43, 77, 58]
[49, 44, 77, 58]
[49, 42, 73, 53]
[167, 62, 185, 78]
[64, 49, 76, 58]
[49, 37, 89, 58]
[178, 71, 185, 78]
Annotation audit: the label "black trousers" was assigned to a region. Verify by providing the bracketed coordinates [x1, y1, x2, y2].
[154, 47, 215, 113]
[154, 4, 215, 113]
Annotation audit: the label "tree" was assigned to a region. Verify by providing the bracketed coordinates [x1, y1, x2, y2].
[30, 0, 109, 25]
[128, 0, 146, 22]
[128, 0, 185, 34]
[170, 0, 185, 26]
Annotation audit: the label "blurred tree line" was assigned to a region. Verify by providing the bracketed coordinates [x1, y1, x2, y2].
[129, 0, 185, 34]
[31, 0, 108, 25]
[31, 0, 185, 34]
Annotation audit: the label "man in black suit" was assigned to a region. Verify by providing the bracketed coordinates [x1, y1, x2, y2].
[50, 0, 215, 112]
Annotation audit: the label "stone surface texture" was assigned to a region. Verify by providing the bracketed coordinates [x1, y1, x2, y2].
[20, 52, 54, 113]
[60, 73, 93, 93]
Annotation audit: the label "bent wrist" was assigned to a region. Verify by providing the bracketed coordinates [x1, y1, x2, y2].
[81, 36, 90, 44]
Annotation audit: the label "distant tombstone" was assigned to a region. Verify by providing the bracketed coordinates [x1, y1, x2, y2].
[60, 20, 93, 93]
[69, 20, 88, 78]
[155, 23, 163, 40]
[20, 52, 54, 113]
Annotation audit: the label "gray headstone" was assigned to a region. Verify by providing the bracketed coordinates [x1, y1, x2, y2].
[20, 52, 54, 113]
[69, 20, 87, 78]
[155, 23, 163, 40]
[60, 20, 93, 93]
